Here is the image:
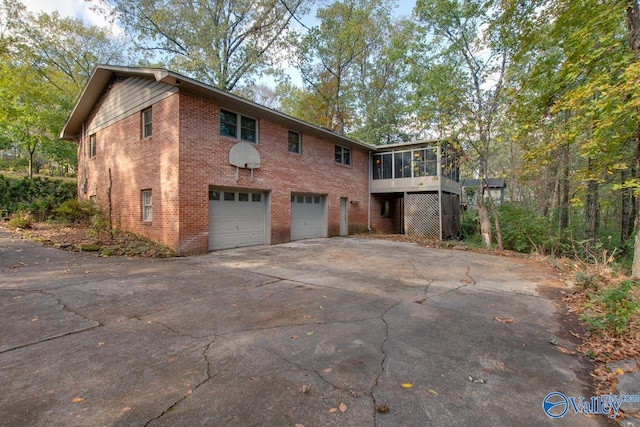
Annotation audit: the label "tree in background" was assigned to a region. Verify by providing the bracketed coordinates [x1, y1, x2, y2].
[412, 0, 509, 249]
[97, 0, 309, 91]
[0, 0, 128, 176]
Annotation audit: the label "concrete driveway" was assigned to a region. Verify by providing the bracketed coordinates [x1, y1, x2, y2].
[0, 230, 610, 426]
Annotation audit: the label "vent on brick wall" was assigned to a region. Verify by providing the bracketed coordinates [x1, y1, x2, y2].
[229, 142, 261, 182]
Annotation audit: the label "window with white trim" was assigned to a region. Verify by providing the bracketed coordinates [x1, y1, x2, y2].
[142, 108, 152, 138]
[220, 109, 257, 143]
[288, 131, 301, 154]
[89, 134, 96, 158]
[141, 190, 152, 222]
[335, 145, 351, 165]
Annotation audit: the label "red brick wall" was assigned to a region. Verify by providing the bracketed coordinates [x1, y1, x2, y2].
[79, 87, 377, 255]
[177, 92, 370, 254]
[79, 93, 181, 250]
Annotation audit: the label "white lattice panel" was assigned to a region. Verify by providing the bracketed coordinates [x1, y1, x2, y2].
[404, 193, 440, 237]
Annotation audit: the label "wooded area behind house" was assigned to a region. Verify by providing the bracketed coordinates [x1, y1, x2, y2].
[0, 0, 639, 275]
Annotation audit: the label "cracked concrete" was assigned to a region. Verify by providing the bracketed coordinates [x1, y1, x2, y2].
[0, 230, 615, 426]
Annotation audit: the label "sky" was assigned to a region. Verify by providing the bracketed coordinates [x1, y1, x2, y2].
[22, 0, 417, 28]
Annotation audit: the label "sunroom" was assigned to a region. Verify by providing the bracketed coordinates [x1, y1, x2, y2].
[371, 141, 461, 239]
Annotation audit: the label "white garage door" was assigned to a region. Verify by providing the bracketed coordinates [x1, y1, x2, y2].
[209, 190, 266, 250]
[291, 195, 325, 241]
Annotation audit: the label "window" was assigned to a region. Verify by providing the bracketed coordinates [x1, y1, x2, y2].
[381, 200, 391, 217]
[209, 191, 220, 200]
[141, 190, 152, 222]
[224, 192, 235, 201]
[239, 193, 249, 201]
[413, 148, 437, 177]
[252, 193, 261, 202]
[142, 108, 152, 138]
[288, 131, 301, 154]
[373, 153, 392, 180]
[335, 145, 351, 165]
[220, 109, 257, 142]
[394, 151, 412, 178]
[89, 134, 96, 158]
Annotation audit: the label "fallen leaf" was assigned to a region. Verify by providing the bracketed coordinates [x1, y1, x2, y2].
[556, 347, 576, 355]
[319, 305, 324, 310]
[339, 402, 347, 413]
[468, 375, 486, 384]
[186, 389, 192, 395]
[549, 338, 559, 345]
[329, 407, 338, 413]
[232, 304, 239, 308]
[616, 368, 624, 375]
[306, 331, 314, 336]
[121, 407, 132, 412]
[301, 384, 309, 394]
[97, 342, 105, 347]
[31, 316, 38, 322]
[428, 389, 438, 395]
[291, 335, 299, 340]
[323, 368, 332, 373]
[377, 405, 389, 413]
[302, 315, 312, 319]
[168, 357, 176, 363]
[295, 424, 305, 427]
[492, 316, 515, 324]
[71, 397, 85, 403]
[400, 383, 413, 388]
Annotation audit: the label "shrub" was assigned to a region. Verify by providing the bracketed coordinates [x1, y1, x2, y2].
[8, 211, 34, 229]
[55, 199, 97, 223]
[580, 280, 640, 335]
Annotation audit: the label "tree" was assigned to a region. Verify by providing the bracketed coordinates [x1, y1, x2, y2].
[98, 0, 309, 91]
[412, 0, 508, 249]
[0, 0, 129, 175]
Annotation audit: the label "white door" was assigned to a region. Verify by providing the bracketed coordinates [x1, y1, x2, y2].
[340, 197, 348, 236]
[208, 190, 266, 250]
[290, 195, 325, 240]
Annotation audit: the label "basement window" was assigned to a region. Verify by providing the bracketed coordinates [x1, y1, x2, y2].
[141, 190, 152, 222]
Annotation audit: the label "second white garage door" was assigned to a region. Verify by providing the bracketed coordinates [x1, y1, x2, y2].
[208, 190, 267, 250]
[290, 195, 325, 241]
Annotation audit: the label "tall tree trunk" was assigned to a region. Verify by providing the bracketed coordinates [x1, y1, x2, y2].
[477, 194, 492, 248]
[626, 0, 640, 278]
[483, 179, 504, 250]
[621, 168, 632, 243]
[585, 162, 599, 244]
[560, 146, 570, 230]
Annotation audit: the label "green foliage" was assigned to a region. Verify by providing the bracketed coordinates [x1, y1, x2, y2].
[580, 280, 640, 335]
[0, 175, 76, 215]
[496, 204, 555, 253]
[54, 199, 97, 223]
[8, 210, 33, 229]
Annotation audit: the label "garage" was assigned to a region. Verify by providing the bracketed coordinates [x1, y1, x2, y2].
[208, 189, 267, 250]
[290, 194, 326, 241]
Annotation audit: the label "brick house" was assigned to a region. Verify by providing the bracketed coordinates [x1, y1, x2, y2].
[61, 65, 460, 255]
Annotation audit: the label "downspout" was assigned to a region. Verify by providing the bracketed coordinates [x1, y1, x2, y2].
[437, 145, 443, 241]
[81, 121, 87, 197]
[367, 150, 372, 231]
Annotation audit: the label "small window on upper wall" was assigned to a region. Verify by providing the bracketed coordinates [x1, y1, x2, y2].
[335, 145, 351, 166]
[89, 134, 96, 158]
[142, 108, 152, 138]
[288, 131, 301, 154]
[141, 190, 152, 222]
[220, 109, 257, 143]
